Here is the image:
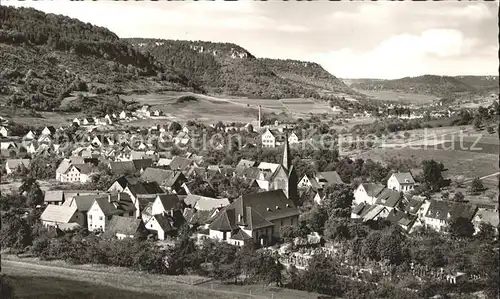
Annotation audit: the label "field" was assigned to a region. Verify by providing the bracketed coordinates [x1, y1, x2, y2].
[356, 90, 437, 104]
[2, 256, 323, 299]
[356, 147, 498, 186]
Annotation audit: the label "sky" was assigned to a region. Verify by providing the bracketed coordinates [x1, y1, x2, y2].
[4, 1, 499, 79]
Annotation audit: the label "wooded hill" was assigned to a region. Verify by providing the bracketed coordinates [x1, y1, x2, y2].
[0, 6, 196, 111]
[126, 38, 359, 99]
[348, 75, 498, 97]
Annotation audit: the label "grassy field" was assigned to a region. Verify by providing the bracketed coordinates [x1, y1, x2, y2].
[356, 147, 498, 184]
[356, 90, 437, 104]
[1, 256, 323, 299]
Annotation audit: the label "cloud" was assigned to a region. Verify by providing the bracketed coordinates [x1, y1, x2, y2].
[311, 29, 494, 79]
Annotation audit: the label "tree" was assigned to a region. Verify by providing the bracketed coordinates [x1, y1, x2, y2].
[448, 217, 474, 238]
[453, 191, 465, 202]
[0, 211, 33, 251]
[377, 229, 404, 265]
[299, 254, 339, 295]
[323, 216, 350, 241]
[322, 184, 354, 217]
[473, 115, 482, 130]
[169, 121, 182, 132]
[26, 184, 44, 207]
[300, 205, 328, 233]
[361, 231, 382, 261]
[475, 222, 496, 241]
[470, 177, 485, 195]
[421, 160, 443, 191]
[280, 225, 301, 243]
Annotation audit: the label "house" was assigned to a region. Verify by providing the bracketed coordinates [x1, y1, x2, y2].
[72, 118, 81, 126]
[132, 159, 153, 173]
[44, 190, 65, 206]
[123, 182, 165, 217]
[298, 175, 321, 190]
[173, 131, 190, 146]
[422, 200, 478, 232]
[157, 158, 172, 167]
[5, 158, 30, 174]
[23, 130, 36, 140]
[261, 128, 277, 148]
[141, 168, 187, 193]
[387, 172, 415, 193]
[374, 189, 402, 211]
[353, 183, 385, 206]
[145, 214, 175, 240]
[63, 194, 106, 227]
[109, 161, 136, 175]
[119, 110, 132, 119]
[207, 189, 300, 246]
[87, 196, 136, 232]
[473, 209, 499, 235]
[151, 194, 182, 216]
[107, 176, 140, 193]
[236, 159, 256, 169]
[183, 194, 230, 211]
[40, 205, 79, 230]
[58, 163, 94, 183]
[360, 205, 391, 222]
[102, 216, 146, 240]
[169, 156, 193, 171]
[385, 209, 419, 232]
[315, 171, 345, 187]
[104, 114, 116, 125]
[0, 126, 10, 137]
[41, 126, 56, 136]
[82, 118, 95, 126]
[288, 132, 299, 144]
[91, 135, 114, 147]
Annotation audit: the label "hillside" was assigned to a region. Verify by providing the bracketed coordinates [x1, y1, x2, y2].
[454, 76, 499, 94]
[0, 6, 195, 111]
[259, 58, 356, 95]
[126, 38, 359, 99]
[348, 75, 478, 97]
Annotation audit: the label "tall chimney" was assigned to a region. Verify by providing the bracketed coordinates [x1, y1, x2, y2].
[258, 105, 262, 128]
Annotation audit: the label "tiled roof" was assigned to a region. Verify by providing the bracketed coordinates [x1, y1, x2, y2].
[316, 171, 344, 185]
[405, 197, 425, 214]
[362, 205, 387, 221]
[169, 156, 193, 171]
[361, 183, 385, 197]
[151, 214, 174, 232]
[6, 159, 31, 169]
[109, 161, 136, 175]
[56, 159, 71, 174]
[71, 163, 93, 174]
[425, 200, 477, 221]
[94, 198, 122, 216]
[392, 172, 415, 184]
[231, 229, 252, 241]
[375, 188, 401, 208]
[103, 216, 143, 238]
[156, 194, 181, 211]
[352, 202, 368, 215]
[236, 159, 256, 169]
[44, 190, 64, 203]
[132, 159, 153, 171]
[40, 205, 77, 223]
[194, 196, 230, 211]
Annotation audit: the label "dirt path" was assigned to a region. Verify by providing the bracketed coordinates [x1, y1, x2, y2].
[463, 172, 500, 184]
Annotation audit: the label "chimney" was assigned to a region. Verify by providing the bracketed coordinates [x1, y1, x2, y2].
[107, 194, 111, 202]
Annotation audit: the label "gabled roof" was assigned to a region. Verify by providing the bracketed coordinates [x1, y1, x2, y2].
[109, 161, 136, 175]
[157, 158, 172, 166]
[425, 200, 477, 221]
[405, 197, 425, 214]
[156, 194, 181, 211]
[209, 208, 238, 231]
[70, 195, 108, 212]
[132, 159, 153, 171]
[194, 196, 230, 211]
[44, 190, 64, 203]
[352, 202, 369, 215]
[316, 171, 344, 185]
[375, 188, 401, 208]
[103, 216, 143, 238]
[40, 205, 77, 223]
[257, 162, 281, 173]
[360, 183, 385, 197]
[245, 206, 274, 230]
[386, 209, 406, 223]
[71, 163, 93, 174]
[169, 156, 193, 171]
[236, 159, 256, 169]
[6, 159, 31, 169]
[113, 176, 140, 189]
[362, 205, 388, 221]
[392, 172, 415, 184]
[150, 214, 174, 232]
[231, 229, 253, 241]
[143, 181, 164, 194]
[93, 198, 122, 216]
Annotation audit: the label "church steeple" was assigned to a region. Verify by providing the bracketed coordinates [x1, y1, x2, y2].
[282, 129, 291, 171]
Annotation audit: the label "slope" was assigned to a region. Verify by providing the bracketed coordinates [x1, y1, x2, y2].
[126, 38, 359, 99]
[348, 75, 478, 97]
[0, 6, 195, 112]
[259, 58, 357, 95]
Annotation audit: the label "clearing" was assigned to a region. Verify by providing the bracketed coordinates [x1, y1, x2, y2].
[356, 90, 438, 104]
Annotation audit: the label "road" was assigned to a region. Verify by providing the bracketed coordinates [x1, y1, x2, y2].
[463, 172, 500, 184]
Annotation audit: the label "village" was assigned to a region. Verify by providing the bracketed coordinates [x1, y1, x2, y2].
[0, 98, 498, 299]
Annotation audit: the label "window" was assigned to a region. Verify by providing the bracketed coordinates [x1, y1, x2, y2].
[99, 216, 103, 221]
[129, 211, 134, 216]
[89, 215, 92, 220]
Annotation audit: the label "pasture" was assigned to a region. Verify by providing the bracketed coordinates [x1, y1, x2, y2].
[357, 90, 437, 104]
[356, 147, 498, 184]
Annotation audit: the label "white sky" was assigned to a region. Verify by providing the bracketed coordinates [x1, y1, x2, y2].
[4, 1, 499, 79]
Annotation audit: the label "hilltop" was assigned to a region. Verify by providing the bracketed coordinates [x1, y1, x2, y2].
[347, 75, 498, 97]
[0, 6, 196, 112]
[126, 38, 359, 99]
[259, 58, 356, 95]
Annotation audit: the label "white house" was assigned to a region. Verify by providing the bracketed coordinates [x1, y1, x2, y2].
[59, 164, 94, 183]
[422, 200, 478, 233]
[288, 132, 299, 144]
[353, 183, 385, 206]
[87, 196, 136, 232]
[0, 126, 10, 137]
[144, 214, 174, 240]
[40, 205, 79, 230]
[387, 172, 415, 193]
[41, 126, 56, 136]
[24, 130, 36, 140]
[261, 128, 277, 148]
[151, 194, 181, 216]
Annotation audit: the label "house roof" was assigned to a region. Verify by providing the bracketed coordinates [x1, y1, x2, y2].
[257, 162, 281, 173]
[405, 197, 425, 214]
[316, 171, 344, 185]
[141, 167, 173, 184]
[169, 156, 193, 171]
[68, 194, 108, 212]
[236, 159, 256, 169]
[157, 158, 172, 166]
[375, 188, 401, 208]
[392, 172, 415, 184]
[6, 159, 31, 169]
[475, 209, 499, 227]
[194, 196, 230, 211]
[425, 200, 478, 221]
[156, 194, 181, 211]
[231, 229, 253, 241]
[55, 159, 71, 174]
[360, 183, 385, 197]
[386, 209, 406, 223]
[362, 205, 388, 221]
[142, 181, 164, 194]
[40, 205, 77, 223]
[109, 161, 136, 175]
[71, 163, 93, 174]
[44, 190, 64, 203]
[103, 216, 143, 238]
[113, 176, 140, 189]
[93, 197, 122, 216]
[132, 159, 153, 171]
[150, 214, 174, 232]
[352, 202, 369, 215]
[209, 208, 239, 231]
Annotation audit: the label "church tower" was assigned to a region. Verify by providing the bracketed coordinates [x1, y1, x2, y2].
[281, 130, 298, 203]
[282, 130, 291, 171]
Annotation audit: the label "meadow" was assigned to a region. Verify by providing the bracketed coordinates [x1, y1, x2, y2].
[356, 90, 438, 104]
